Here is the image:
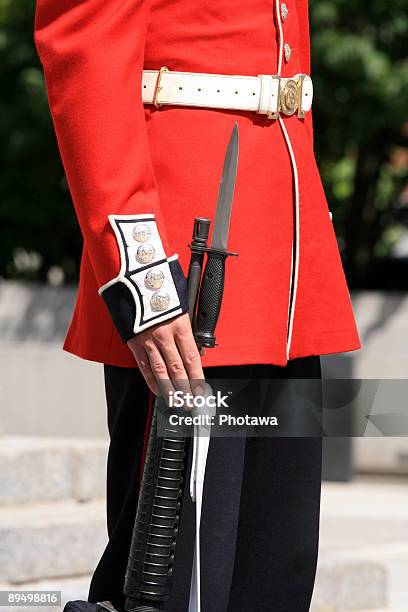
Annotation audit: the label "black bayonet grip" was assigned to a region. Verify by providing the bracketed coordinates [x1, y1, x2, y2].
[194, 250, 227, 348]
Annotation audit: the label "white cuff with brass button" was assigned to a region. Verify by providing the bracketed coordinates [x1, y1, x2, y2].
[99, 214, 187, 341]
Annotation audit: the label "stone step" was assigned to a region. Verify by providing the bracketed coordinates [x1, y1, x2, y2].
[311, 555, 387, 611]
[0, 499, 107, 584]
[316, 478, 408, 610]
[0, 437, 108, 505]
[0, 559, 388, 612]
[0, 497, 388, 610]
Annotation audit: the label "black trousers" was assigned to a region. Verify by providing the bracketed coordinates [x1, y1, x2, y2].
[89, 357, 322, 612]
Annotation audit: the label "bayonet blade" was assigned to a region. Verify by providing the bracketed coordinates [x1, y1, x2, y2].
[211, 123, 239, 251]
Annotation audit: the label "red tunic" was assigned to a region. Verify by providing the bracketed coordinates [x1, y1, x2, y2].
[34, 0, 361, 368]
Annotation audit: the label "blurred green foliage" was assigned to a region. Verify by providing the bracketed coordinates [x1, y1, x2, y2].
[0, 0, 407, 286]
[0, 0, 81, 283]
[310, 0, 408, 286]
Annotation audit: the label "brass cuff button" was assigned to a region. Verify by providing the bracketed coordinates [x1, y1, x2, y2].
[136, 243, 155, 264]
[150, 290, 170, 311]
[145, 269, 165, 290]
[132, 223, 152, 243]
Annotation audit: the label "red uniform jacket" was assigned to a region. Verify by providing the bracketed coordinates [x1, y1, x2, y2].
[34, 0, 361, 368]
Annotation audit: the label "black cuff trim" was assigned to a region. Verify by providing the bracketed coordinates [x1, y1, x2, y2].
[101, 281, 137, 343]
[169, 258, 188, 313]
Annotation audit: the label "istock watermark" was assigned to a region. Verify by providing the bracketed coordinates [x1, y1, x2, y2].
[168, 389, 231, 409]
[157, 378, 408, 438]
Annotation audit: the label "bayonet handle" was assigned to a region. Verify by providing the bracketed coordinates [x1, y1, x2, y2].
[187, 217, 211, 322]
[193, 250, 227, 348]
[187, 257, 203, 321]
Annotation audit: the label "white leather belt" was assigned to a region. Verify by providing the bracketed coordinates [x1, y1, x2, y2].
[142, 67, 313, 119]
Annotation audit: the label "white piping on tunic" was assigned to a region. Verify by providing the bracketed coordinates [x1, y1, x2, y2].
[275, 0, 284, 74]
[279, 117, 300, 357]
[275, 0, 301, 360]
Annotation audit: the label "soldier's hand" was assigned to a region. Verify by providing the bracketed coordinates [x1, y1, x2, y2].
[127, 313, 205, 401]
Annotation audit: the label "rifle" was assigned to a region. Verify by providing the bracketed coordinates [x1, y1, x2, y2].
[123, 123, 239, 612]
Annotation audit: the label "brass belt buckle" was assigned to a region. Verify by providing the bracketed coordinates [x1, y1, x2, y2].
[279, 78, 299, 116]
[152, 65, 169, 108]
[279, 75, 307, 118]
